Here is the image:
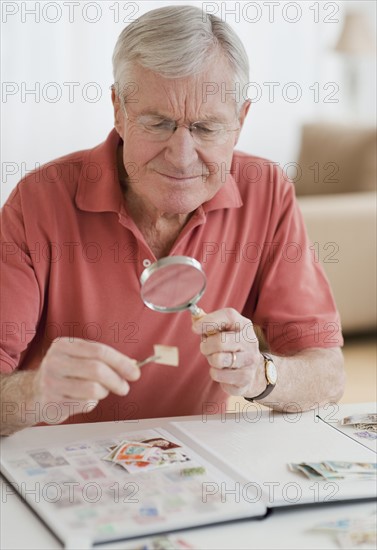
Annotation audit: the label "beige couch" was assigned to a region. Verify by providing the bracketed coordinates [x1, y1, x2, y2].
[295, 123, 376, 334]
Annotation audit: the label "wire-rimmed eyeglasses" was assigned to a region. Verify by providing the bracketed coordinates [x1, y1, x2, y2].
[122, 105, 240, 146]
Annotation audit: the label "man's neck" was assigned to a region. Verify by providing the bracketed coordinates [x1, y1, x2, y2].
[123, 187, 191, 258]
[117, 147, 192, 257]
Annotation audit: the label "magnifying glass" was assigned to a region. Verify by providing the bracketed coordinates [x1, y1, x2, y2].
[140, 256, 207, 318]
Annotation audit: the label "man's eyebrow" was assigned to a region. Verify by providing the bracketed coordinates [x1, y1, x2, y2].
[138, 109, 166, 117]
[198, 113, 232, 122]
[137, 109, 233, 123]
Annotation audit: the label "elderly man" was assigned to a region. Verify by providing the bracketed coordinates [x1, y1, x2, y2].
[0, 5, 344, 435]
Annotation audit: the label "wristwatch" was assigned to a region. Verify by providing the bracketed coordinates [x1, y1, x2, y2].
[244, 353, 278, 402]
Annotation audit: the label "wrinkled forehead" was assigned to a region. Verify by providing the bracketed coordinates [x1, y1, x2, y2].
[120, 61, 240, 120]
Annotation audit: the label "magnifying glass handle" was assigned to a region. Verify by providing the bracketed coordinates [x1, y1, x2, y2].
[190, 306, 218, 335]
[190, 305, 206, 320]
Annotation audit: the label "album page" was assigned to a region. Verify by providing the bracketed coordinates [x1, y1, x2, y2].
[172, 410, 376, 508]
[0, 426, 267, 548]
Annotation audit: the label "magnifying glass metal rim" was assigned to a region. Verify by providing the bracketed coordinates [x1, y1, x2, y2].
[140, 255, 207, 313]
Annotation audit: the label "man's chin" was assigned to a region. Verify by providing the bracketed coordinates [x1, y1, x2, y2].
[155, 194, 204, 216]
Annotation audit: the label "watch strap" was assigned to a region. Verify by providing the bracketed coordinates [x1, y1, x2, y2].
[244, 353, 276, 402]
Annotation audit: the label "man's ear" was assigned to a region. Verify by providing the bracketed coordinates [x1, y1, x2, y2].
[239, 99, 251, 127]
[234, 100, 251, 146]
[111, 86, 124, 135]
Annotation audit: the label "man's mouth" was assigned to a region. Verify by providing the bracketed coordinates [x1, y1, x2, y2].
[155, 171, 201, 181]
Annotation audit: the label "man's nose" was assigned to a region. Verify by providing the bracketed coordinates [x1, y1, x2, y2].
[163, 126, 199, 170]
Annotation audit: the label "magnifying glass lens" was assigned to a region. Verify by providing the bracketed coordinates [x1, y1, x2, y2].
[140, 256, 206, 313]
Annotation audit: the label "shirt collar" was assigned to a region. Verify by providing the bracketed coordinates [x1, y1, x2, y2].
[75, 129, 124, 214]
[75, 128, 243, 214]
[202, 172, 243, 214]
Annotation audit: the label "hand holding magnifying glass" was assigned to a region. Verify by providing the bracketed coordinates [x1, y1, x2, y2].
[140, 256, 263, 381]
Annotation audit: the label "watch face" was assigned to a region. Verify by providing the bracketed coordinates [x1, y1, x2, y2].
[266, 360, 278, 385]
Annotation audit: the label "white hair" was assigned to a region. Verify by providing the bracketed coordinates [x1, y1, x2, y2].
[112, 5, 249, 108]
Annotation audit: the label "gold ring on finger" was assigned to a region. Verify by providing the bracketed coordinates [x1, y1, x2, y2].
[229, 351, 237, 368]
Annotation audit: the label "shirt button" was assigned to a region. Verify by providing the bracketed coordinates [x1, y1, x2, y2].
[142, 259, 152, 268]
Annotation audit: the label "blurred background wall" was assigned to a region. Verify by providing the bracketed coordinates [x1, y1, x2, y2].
[1, 1, 376, 400]
[1, 0, 376, 203]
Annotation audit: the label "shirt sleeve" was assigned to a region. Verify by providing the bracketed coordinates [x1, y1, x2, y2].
[0, 187, 43, 372]
[247, 169, 344, 354]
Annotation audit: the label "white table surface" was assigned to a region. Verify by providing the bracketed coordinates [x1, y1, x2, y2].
[1, 402, 376, 550]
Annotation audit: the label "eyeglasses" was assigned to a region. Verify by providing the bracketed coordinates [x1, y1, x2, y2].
[123, 105, 240, 146]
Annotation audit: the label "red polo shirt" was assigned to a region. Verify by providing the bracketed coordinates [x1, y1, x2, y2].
[1, 129, 343, 422]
